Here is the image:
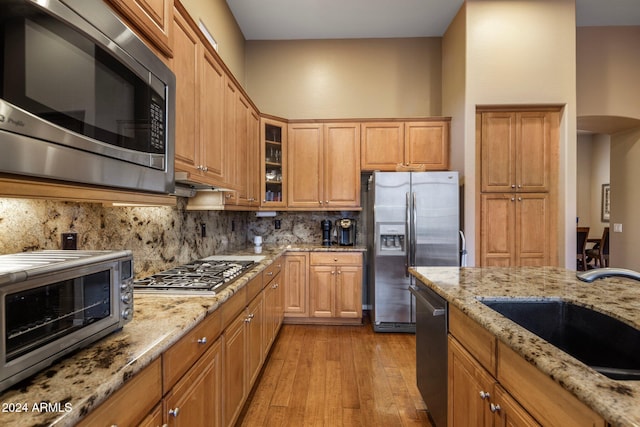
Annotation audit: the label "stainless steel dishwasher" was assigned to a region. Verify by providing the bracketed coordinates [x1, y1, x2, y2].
[409, 281, 447, 427]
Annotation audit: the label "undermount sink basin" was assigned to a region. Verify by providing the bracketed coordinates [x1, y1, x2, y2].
[479, 298, 640, 380]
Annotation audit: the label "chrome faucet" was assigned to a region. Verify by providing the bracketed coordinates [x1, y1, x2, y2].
[576, 267, 640, 283]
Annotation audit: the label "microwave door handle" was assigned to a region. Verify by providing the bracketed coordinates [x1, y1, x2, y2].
[405, 192, 410, 277]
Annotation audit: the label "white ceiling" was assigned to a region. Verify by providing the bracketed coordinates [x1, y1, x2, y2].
[226, 0, 640, 40]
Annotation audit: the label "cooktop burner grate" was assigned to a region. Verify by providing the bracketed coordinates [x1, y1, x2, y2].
[134, 260, 256, 293]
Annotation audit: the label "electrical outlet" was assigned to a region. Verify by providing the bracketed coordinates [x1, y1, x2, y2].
[62, 233, 77, 250]
[274, 219, 281, 229]
[231, 220, 235, 232]
[200, 223, 207, 238]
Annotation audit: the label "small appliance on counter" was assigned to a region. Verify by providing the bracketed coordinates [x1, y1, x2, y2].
[0, 250, 134, 392]
[336, 218, 356, 246]
[321, 220, 332, 246]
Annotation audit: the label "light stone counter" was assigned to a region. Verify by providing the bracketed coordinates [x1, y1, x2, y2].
[410, 266, 640, 427]
[0, 245, 364, 427]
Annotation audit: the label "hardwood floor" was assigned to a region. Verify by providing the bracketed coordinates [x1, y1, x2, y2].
[237, 317, 432, 427]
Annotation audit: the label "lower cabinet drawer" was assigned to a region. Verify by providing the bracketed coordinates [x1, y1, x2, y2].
[310, 252, 361, 265]
[163, 310, 222, 393]
[77, 357, 162, 427]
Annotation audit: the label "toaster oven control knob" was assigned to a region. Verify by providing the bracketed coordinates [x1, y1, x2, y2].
[121, 293, 132, 304]
[121, 308, 132, 320]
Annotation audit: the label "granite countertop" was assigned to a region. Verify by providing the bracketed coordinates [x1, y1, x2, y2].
[410, 266, 640, 427]
[0, 244, 364, 427]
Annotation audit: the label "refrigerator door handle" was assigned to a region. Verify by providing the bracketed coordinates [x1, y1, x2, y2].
[412, 192, 417, 267]
[405, 192, 410, 277]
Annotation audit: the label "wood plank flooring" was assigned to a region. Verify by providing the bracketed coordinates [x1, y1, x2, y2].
[237, 317, 432, 427]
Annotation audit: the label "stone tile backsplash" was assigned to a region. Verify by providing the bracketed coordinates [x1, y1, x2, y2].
[0, 198, 362, 278]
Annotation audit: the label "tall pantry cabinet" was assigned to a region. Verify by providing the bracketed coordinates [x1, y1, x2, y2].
[477, 108, 560, 267]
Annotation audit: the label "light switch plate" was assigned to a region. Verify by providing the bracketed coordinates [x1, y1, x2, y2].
[613, 223, 623, 232]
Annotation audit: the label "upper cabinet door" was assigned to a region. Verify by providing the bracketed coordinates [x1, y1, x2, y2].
[360, 122, 404, 171]
[516, 112, 555, 192]
[172, 8, 199, 171]
[287, 123, 324, 208]
[200, 49, 226, 183]
[106, 0, 173, 57]
[481, 112, 517, 193]
[405, 121, 449, 170]
[323, 123, 361, 208]
[481, 111, 555, 193]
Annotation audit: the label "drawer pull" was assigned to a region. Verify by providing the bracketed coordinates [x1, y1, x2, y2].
[169, 407, 180, 417]
[197, 337, 207, 344]
[266, 271, 274, 276]
[479, 391, 490, 400]
[490, 403, 501, 413]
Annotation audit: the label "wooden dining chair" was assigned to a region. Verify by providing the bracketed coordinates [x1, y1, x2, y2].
[586, 227, 610, 268]
[576, 227, 590, 271]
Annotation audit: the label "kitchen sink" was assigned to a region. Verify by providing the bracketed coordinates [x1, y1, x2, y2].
[479, 298, 640, 380]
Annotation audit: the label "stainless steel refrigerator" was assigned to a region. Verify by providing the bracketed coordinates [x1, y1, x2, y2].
[367, 171, 460, 333]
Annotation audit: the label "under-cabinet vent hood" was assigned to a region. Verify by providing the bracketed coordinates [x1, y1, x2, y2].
[173, 171, 234, 199]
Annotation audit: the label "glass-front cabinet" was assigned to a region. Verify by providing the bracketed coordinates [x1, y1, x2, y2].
[260, 117, 287, 208]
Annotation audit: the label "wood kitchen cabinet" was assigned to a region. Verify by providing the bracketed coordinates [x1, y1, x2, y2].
[448, 306, 605, 427]
[163, 337, 223, 427]
[480, 111, 556, 193]
[480, 193, 552, 267]
[477, 108, 559, 267]
[262, 259, 284, 354]
[309, 253, 362, 322]
[76, 358, 162, 427]
[261, 117, 288, 208]
[287, 122, 361, 209]
[225, 90, 260, 206]
[172, 4, 227, 187]
[360, 119, 450, 171]
[105, 0, 173, 57]
[223, 264, 283, 427]
[283, 252, 309, 318]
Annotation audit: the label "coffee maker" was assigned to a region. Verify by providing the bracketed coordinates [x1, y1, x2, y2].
[336, 218, 356, 246]
[321, 220, 332, 246]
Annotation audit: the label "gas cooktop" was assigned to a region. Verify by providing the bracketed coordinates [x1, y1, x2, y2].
[134, 256, 263, 294]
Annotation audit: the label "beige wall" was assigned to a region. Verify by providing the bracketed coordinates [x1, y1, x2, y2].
[244, 38, 442, 119]
[442, 4, 467, 177]
[180, 0, 246, 85]
[445, 0, 577, 266]
[576, 26, 640, 270]
[577, 27, 640, 120]
[610, 128, 640, 269]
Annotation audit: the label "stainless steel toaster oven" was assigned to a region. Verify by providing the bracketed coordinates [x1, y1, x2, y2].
[0, 250, 133, 392]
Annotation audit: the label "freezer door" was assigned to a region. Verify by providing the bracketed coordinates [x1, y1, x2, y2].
[371, 172, 413, 326]
[373, 255, 413, 324]
[412, 172, 460, 267]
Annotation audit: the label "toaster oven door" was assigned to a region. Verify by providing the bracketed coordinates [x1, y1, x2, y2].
[0, 262, 123, 390]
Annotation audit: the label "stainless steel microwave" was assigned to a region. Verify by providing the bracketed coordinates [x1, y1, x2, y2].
[0, 0, 175, 194]
[0, 250, 134, 392]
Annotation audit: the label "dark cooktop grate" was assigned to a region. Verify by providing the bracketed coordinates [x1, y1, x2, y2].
[134, 260, 255, 292]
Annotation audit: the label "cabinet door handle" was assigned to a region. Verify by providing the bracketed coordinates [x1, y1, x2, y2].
[511, 184, 516, 188]
[479, 391, 490, 400]
[168, 407, 180, 417]
[490, 403, 501, 413]
[266, 271, 274, 276]
[197, 337, 207, 344]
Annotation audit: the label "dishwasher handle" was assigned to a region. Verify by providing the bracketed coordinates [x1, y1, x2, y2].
[409, 285, 446, 317]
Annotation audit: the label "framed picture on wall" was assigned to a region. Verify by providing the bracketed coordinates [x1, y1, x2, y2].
[601, 183, 610, 222]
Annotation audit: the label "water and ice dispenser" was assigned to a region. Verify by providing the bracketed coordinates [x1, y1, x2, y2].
[376, 223, 406, 256]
